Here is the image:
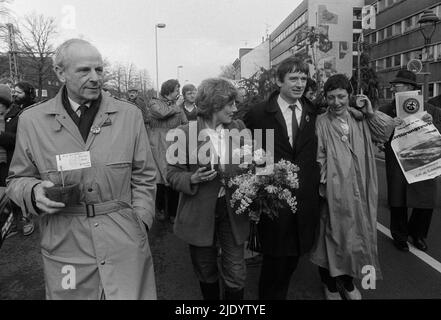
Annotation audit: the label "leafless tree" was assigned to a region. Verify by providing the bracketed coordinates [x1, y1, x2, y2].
[123, 62, 136, 92]
[219, 64, 237, 80]
[0, 0, 12, 53]
[15, 13, 57, 99]
[138, 68, 153, 95]
[105, 61, 153, 99]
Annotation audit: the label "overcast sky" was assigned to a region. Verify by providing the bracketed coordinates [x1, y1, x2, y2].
[9, 0, 302, 87]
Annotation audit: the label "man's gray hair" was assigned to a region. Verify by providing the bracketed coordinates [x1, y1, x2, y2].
[52, 38, 94, 69]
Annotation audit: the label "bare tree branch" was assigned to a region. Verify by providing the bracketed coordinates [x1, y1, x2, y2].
[15, 13, 57, 99]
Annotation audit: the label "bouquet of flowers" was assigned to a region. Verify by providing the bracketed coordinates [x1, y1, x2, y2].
[226, 147, 300, 251]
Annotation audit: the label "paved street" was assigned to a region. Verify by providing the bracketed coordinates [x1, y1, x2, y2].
[1, 159, 440, 300]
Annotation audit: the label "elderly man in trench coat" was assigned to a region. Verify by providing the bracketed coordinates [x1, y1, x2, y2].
[6, 39, 157, 300]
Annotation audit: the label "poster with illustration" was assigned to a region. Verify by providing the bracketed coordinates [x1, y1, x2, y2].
[391, 112, 441, 184]
[395, 90, 424, 119]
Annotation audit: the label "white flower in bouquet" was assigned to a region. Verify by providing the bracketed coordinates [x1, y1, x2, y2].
[286, 171, 299, 189]
[278, 188, 297, 213]
[265, 185, 278, 194]
[232, 145, 254, 169]
[242, 145, 253, 158]
[238, 163, 249, 169]
[253, 149, 266, 166]
[226, 157, 300, 252]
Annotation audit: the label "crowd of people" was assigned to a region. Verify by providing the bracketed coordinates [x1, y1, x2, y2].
[2, 38, 440, 300]
[0, 81, 37, 238]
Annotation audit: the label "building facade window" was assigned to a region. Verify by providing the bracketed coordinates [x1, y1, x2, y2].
[353, 8, 362, 21]
[403, 52, 411, 65]
[436, 83, 441, 97]
[271, 12, 307, 48]
[386, 26, 393, 37]
[429, 83, 434, 98]
[393, 22, 401, 36]
[377, 0, 385, 12]
[404, 16, 415, 32]
[411, 49, 423, 60]
[425, 45, 434, 60]
[377, 30, 384, 41]
[376, 59, 384, 71]
[393, 54, 401, 67]
[436, 5, 441, 17]
[435, 43, 441, 60]
[386, 87, 393, 99]
[385, 56, 392, 68]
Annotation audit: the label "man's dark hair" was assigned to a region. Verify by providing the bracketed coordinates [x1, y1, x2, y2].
[324, 74, 353, 96]
[276, 57, 309, 83]
[160, 79, 180, 97]
[14, 81, 36, 107]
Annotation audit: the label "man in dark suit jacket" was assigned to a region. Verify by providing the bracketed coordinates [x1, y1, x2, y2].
[244, 57, 320, 300]
[428, 94, 441, 109]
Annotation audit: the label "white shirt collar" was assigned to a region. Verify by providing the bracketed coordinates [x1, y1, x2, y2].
[184, 103, 196, 113]
[277, 95, 302, 114]
[68, 97, 91, 113]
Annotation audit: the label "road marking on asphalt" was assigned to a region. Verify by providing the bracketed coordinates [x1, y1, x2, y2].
[375, 158, 441, 273]
[377, 222, 441, 274]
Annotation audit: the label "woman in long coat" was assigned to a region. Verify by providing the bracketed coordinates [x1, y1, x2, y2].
[148, 80, 187, 221]
[310, 74, 394, 300]
[167, 78, 249, 300]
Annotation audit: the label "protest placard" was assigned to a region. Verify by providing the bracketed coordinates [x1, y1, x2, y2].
[391, 112, 441, 184]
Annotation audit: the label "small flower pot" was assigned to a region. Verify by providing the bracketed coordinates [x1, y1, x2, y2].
[45, 184, 81, 206]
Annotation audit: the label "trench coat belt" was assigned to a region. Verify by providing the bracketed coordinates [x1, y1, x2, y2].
[58, 200, 132, 218]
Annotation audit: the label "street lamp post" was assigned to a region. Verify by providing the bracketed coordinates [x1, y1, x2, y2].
[417, 10, 439, 102]
[177, 65, 183, 83]
[357, 32, 364, 95]
[155, 23, 166, 97]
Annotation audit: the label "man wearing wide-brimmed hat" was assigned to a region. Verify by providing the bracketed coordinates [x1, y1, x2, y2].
[380, 69, 441, 253]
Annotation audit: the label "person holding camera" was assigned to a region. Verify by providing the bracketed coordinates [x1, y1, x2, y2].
[310, 74, 394, 300]
[167, 78, 250, 300]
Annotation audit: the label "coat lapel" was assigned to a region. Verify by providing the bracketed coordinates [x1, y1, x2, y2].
[265, 96, 293, 152]
[293, 97, 315, 153]
[85, 94, 118, 150]
[299, 97, 314, 131]
[45, 91, 85, 147]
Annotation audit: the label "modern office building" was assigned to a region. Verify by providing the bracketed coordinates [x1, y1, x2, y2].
[269, 0, 365, 82]
[364, 0, 441, 102]
[240, 39, 270, 79]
